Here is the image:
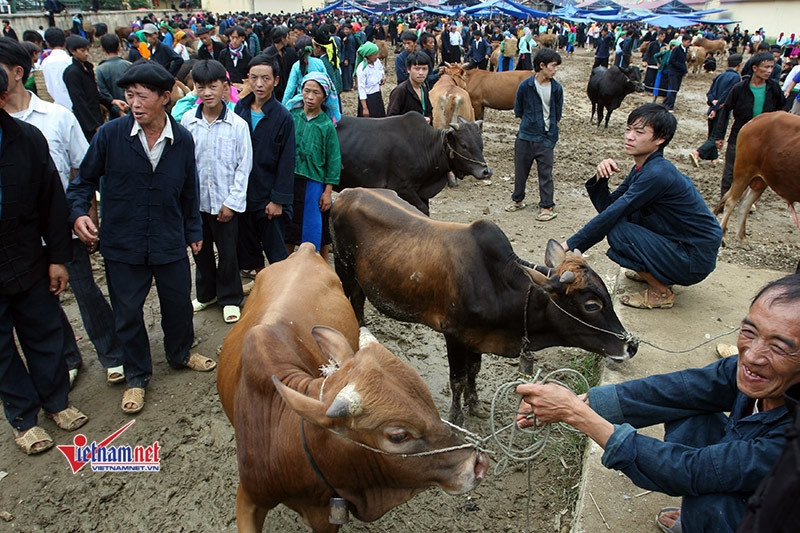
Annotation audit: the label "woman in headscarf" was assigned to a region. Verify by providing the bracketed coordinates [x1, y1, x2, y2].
[282, 35, 328, 106]
[173, 30, 190, 60]
[284, 72, 341, 262]
[355, 41, 385, 117]
[313, 31, 343, 98]
[516, 26, 533, 70]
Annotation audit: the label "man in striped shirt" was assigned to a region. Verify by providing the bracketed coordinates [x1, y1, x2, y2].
[181, 60, 252, 324]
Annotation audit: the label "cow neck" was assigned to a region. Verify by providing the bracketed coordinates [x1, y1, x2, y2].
[300, 384, 343, 501]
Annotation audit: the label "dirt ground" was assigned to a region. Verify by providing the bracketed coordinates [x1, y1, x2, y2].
[0, 44, 797, 533]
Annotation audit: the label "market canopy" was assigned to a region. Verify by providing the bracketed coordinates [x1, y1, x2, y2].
[314, 0, 378, 15]
[643, 13, 699, 28]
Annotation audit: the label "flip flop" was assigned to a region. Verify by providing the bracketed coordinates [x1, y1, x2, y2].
[121, 387, 145, 414]
[185, 353, 217, 372]
[107, 365, 125, 385]
[47, 406, 89, 431]
[620, 289, 675, 309]
[192, 297, 217, 313]
[223, 305, 241, 324]
[13, 426, 54, 455]
[535, 211, 558, 222]
[504, 202, 528, 212]
[656, 507, 682, 533]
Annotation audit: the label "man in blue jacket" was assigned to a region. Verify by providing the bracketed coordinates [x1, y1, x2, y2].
[506, 48, 563, 222]
[564, 103, 722, 309]
[67, 63, 214, 416]
[690, 53, 742, 166]
[466, 29, 490, 70]
[663, 34, 690, 110]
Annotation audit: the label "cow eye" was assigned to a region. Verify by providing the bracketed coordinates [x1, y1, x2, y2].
[386, 430, 411, 444]
[584, 300, 602, 313]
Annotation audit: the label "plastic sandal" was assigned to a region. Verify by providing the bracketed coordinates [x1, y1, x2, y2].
[14, 426, 54, 455]
[107, 365, 125, 385]
[223, 305, 241, 324]
[185, 353, 216, 372]
[48, 406, 88, 431]
[121, 387, 145, 414]
[192, 297, 217, 313]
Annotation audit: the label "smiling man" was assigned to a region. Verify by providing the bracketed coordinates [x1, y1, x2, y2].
[562, 103, 722, 310]
[517, 271, 800, 533]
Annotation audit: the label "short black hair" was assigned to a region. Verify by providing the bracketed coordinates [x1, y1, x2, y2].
[272, 25, 288, 42]
[749, 51, 774, 73]
[752, 274, 800, 307]
[728, 53, 743, 67]
[406, 51, 430, 69]
[44, 27, 66, 48]
[420, 31, 434, 46]
[191, 59, 228, 85]
[401, 30, 417, 42]
[100, 33, 120, 54]
[626, 103, 677, 148]
[533, 48, 561, 72]
[0, 64, 8, 94]
[248, 53, 280, 77]
[0, 37, 31, 84]
[22, 30, 43, 44]
[227, 25, 245, 38]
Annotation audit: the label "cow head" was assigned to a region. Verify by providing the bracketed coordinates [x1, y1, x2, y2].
[518, 240, 637, 362]
[444, 116, 493, 180]
[440, 64, 468, 89]
[272, 326, 487, 501]
[620, 65, 645, 92]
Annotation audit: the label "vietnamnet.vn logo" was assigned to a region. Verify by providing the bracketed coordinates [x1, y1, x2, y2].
[56, 420, 160, 473]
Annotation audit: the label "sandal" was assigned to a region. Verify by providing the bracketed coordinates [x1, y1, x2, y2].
[504, 202, 528, 212]
[620, 289, 675, 309]
[107, 365, 125, 385]
[185, 353, 216, 372]
[535, 211, 558, 222]
[121, 387, 145, 414]
[240, 269, 258, 280]
[13, 426, 54, 455]
[716, 343, 738, 358]
[68, 368, 78, 389]
[624, 270, 646, 283]
[192, 297, 217, 313]
[223, 305, 241, 324]
[656, 507, 682, 533]
[242, 280, 254, 296]
[689, 151, 699, 168]
[47, 406, 88, 431]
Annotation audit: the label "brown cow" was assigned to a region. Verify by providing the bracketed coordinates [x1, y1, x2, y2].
[694, 37, 726, 57]
[115, 25, 132, 42]
[687, 46, 707, 74]
[714, 112, 800, 243]
[331, 189, 637, 424]
[375, 39, 390, 62]
[533, 33, 558, 49]
[489, 41, 500, 71]
[430, 73, 475, 129]
[441, 64, 531, 120]
[217, 243, 487, 533]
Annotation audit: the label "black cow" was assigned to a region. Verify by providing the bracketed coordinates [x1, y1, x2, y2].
[336, 112, 492, 215]
[331, 188, 638, 425]
[587, 65, 643, 129]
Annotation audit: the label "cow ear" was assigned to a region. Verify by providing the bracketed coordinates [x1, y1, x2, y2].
[475, 119, 484, 131]
[544, 239, 566, 268]
[517, 264, 551, 289]
[272, 376, 339, 429]
[312, 325, 355, 366]
[458, 115, 468, 124]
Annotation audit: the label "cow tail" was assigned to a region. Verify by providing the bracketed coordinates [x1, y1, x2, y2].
[445, 93, 457, 126]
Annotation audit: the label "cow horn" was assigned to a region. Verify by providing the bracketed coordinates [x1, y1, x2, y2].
[475, 119, 484, 130]
[358, 326, 378, 349]
[326, 383, 363, 418]
[448, 121, 460, 131]
[559, 271, 575, 284]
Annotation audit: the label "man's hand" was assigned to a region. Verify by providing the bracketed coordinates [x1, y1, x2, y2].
[319, 188, 333, 212]
[596, 158, 620, 179]
[715, 139, 724, 150]
[48, 264, 69, 296]
[265, 201, 283, 220]
[708, 109, 717, 119]
[217, 205, 235, 223]
[189, 241, 202, 255]
[516, 382, 583, 428]
[73, 215, 98, 246]
[111, 98, 129, 112]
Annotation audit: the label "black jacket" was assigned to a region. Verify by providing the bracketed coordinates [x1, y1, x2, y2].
[0, 110, 71, 295]
[714, 78, 785, 142]
[63, 58, 110, 140]
[197, 40, 225, 61]
[263, 44, 298, 102]
[129, 41, 183, 76]
[668, 44, 688, 76]
[219, 45, 252, 84]
[386, 81, 433, 122]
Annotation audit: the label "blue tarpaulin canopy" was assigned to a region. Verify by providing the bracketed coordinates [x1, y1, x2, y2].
[462, 0, 530, 18]
[692, 18, 741, 25]
[315, 0, 378, 15]
[644, 14, 699, 28]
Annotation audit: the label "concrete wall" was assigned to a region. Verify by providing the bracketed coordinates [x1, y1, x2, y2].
[202, 0, 323, 15]
[717, 1, 800, 41]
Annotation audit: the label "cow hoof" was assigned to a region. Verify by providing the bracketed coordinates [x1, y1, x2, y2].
[467, 401, 490, 419]
[449, 409, 465, 428]
[447, 175, 459, 188]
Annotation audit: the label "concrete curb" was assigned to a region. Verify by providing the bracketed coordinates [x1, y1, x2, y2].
[571, 261, 787, 533]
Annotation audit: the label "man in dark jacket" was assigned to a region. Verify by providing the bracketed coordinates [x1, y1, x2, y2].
[219, 25, 252, 84]
[593, 28, 614, 69]
[0, 67, 88, 455]
[129, 23, 184, 76]
[386, 51, 433, 122]
[339, 23, 357, 91]
[197, 26, 225, 61]
[67, 62, 214, 416]
[713, 52, 785, 197]
[233, 55, 295, 274]
[642, 31, 664, 92]
[466, 30, 490, 70]
[262, 25, 298, 102]
[663, 34, 690, 110]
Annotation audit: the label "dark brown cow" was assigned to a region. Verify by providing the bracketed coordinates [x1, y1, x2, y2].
[331, 189, 637, 425]
[714, 112, 800, 243]
[441, 64, 530, 120]
[217, 243, 487, 533]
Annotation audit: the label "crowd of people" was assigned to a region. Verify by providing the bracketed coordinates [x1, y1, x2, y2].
[0, 7, 798, 533]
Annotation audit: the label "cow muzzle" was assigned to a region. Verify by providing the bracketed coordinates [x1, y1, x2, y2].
[443, 449, 489, 495]
[607, 338, 638, 362]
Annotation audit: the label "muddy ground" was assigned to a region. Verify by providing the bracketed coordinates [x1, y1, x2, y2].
[0, 45, 797, 533]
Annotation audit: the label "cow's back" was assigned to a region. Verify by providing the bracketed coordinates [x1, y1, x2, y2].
[466, 69, 530, 111]
[430, 75, 475, 129]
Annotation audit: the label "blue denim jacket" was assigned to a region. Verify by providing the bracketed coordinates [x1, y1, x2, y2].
[514, 76, 563, 147]
[590, 356, 791, 533]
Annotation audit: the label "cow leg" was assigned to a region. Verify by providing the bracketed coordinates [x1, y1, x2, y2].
[235, 483, 269, 533]
[333, 255, 367, 324]
[597, 106, 605, 128]
[465, 350, 490, 419]
[737, 182, 765, 244]
[445, 334, 468, 426]
[604, 107, 613, 129]
[590, 102, 596, 124]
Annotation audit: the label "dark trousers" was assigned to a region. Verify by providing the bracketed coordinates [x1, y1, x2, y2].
[64, 239, 124, 369]
[105, 258, 194, 389]
[721, 140, 737, 197]
[0, 276, 69, 431]
[513, 137, 555, 209]
[60, 309, 82, 371]
[663, 71, 684, 109]
[592, 56, 609, 69]
[237, 210, 289, 271]
[341, 62, 354, 91]
[195, 212, 243, 307]
[516, 53, 531, 70]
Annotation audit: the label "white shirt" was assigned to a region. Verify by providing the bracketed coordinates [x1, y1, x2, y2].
[784, 65, 800, 92]
[180, 105, 252, 214]
[356, 59, 384, 101]
[41, 48, 73, 111]
[534, 78, 552, 132]
[449, 31, 463, 47]
[131, 114, 174, 171]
